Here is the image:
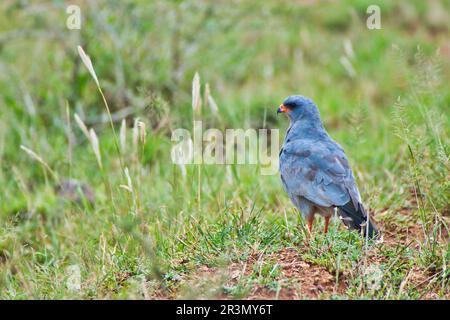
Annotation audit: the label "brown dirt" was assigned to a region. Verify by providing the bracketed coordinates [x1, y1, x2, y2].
[179, 247, 346, 299]
[382, 206, 450, 245]
[229, 247, 346, 299]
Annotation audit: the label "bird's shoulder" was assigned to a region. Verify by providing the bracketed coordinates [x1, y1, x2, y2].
[281, 137, 346, 161]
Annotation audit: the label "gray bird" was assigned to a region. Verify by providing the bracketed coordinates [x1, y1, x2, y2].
[278, 95, 378, 238]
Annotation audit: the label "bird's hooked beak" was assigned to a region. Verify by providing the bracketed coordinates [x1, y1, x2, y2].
[277, 104, 288, 114]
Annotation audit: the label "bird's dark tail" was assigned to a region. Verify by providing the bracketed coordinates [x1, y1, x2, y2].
[337, 201, 379, 239]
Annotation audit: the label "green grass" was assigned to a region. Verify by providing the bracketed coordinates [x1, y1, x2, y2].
[0, 0, 449, 299]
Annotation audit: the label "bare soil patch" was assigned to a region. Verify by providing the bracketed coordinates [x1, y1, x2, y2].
[231, 247, 346, 299]
[182, 247, 346, 299]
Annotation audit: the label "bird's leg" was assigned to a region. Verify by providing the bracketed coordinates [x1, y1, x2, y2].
[307, 215, 314, 236]
[324, 216, 331, 234]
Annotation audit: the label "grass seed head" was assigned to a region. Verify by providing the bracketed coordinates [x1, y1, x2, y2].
[89, 128, 102, 169]
[124, 167, 133, 193]
[77, 46, 100, 87]
[192, 72, 201, 113]
[133, 118, 139, 152]
[74, 113, 90, 140]
[20, 145, 57, 179]
[208, 92, 219, 115]
[138, 121, 146, 145]
[120, 119, 127, 153]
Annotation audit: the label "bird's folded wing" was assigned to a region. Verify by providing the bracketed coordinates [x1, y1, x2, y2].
[280, 139, 361, 208]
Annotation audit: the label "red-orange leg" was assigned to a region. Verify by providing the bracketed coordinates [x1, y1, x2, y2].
[324, 216, 331, 234]
[307, 215, 314, 236]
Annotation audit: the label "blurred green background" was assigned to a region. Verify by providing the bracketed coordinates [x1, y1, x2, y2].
[0, 0, 448, 299]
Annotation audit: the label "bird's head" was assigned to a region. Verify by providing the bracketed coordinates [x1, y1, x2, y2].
[277, 95, 320, 123]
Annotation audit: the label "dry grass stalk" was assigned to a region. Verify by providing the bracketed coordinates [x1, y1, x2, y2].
[204, 83, 219, 115]
[20, 145, 58, 180]
[77, 45, 125, 174]
[74, 113, 90, 140]
[138, 121, 146, 145]
[208, 94, 219, 115]
[124, 167, 133, 193]
[120, 119, 127, 153]
[89, 128, 102, 169]
[133, 118, 139, 153]
[204, 82, 210, 109]
[192, 72, 201, 113]
[77, 46, 99, 86]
